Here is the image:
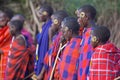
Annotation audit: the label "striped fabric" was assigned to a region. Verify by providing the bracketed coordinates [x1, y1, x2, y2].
[0, 26, 11, 80]
[5, 35, 34, 80]
[89, 43, 120, 80]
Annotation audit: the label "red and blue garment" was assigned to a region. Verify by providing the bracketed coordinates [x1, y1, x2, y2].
[43, 31, 62, 80]
[78, 27, 94, 80]
[58, 36, 82, 80]
[5, 35, 35, 80]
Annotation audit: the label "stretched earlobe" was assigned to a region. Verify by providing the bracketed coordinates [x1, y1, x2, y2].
[42, 11, 48, 15]
[53, 19, 59, 24]
[80, 12, 85, 18]
[91, 36, 98, 43]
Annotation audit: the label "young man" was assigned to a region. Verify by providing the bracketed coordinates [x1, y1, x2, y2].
[49, 10, 68, 46]
[58, 17, 82, 80]
[89, 26, 120, 80]
[10, 14, 35, 79]
[10, 14, 34, 45]
[37, 10, 68, 80]
[75, 4, 97, 80]
[35, 5, 53, 75]
[5, 20, 34, 79]
[0, 8, 13, 80]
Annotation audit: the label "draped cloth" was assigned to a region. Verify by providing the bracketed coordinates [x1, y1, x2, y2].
[43, 32, 62, 80]
[58, 37, 82, 80]
[5, 35, 35, 80]
[35, 20, 52, 75]
[0, 26, 11, 80]
[78, 27, 94, 80]
[89, 43, 120, 80]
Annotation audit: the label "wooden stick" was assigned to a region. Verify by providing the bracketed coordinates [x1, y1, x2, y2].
[35, 44, 39, 61]
[114, 76, 120, 80]
[29, 0, 42, 33]
[49, 43, 62, 80]
[23, 72, 35, 80]
[49, 43, 67, 80]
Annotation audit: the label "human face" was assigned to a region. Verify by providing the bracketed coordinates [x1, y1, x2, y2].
[76, 9, 88, 28]
[0, 12, 8, 27]
[8, 22, 16, 36]
[51, 15, 60, 32]
[91, 30, 99, 48]
[61, 22, 72, 41]
[36, 8, 47, 22]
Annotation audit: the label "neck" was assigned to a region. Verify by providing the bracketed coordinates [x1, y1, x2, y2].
[45, 17, 50, 23]
[72, 33, 78, 38]
[14, 32, 21, 38]
[98, 42, 106, 46]
[87, 20, 95, 28]
[69, 33, 78, 41]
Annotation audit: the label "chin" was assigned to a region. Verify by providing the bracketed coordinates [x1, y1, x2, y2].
[10, 32, 15, 36]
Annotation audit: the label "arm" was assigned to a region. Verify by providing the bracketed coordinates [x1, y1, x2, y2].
[48, 27, 53, 48]
[0, 49, 3, 54]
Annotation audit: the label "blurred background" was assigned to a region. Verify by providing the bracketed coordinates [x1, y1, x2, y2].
[0, 0, 120, 48]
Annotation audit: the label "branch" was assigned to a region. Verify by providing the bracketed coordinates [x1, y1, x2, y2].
[29, 0, 42, 33]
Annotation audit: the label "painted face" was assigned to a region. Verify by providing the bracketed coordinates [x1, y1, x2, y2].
[51, 15, 60, 32]
[0, 12, 8, 27]
[76, 9, 88, 28]
[91, 30, 99, 48]
[8, 22, 16, 35]
[36, 8, 48, 22]
[61, 22, 71, 41]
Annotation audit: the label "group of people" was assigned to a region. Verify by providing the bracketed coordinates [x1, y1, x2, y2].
[0, 4, 120, 80]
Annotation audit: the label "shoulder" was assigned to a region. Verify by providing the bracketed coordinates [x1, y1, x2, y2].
[16, 35, 26, 46]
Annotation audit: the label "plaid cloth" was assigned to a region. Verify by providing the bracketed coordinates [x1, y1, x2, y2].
[89, 43, 120, 80]
[0, 26, 12, 80]
[25, 44, 35, 79]
[43, 32, 62, 80]
[78, 27, 93, 80]
[5, 35, 34, 80]
[59, 36, 82, 80]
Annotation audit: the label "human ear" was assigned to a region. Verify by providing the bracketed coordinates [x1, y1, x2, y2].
[42, 11, 48, 16]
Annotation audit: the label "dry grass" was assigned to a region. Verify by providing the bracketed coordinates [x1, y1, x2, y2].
[97, 10, 120, 48]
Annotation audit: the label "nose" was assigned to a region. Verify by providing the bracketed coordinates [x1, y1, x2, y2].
[77, 18, 81, 24]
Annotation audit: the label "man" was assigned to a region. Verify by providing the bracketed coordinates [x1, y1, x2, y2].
[75, 4, 97, 80]
[37, 10, 68, 80]
[89, 26, 120, 80]
[0, 8, 13, 79]
[6, 20, 34, 79]
[58, 17, 82, 80]
[35, 5, 53, 75]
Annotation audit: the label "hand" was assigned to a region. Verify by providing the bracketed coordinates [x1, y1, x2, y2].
[60, 36, 66, 44]
[0, 49, 3, 54]
[31, 74, 38, 80]
[114, 76, 120, 80]
[37, 74, 43, 80]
